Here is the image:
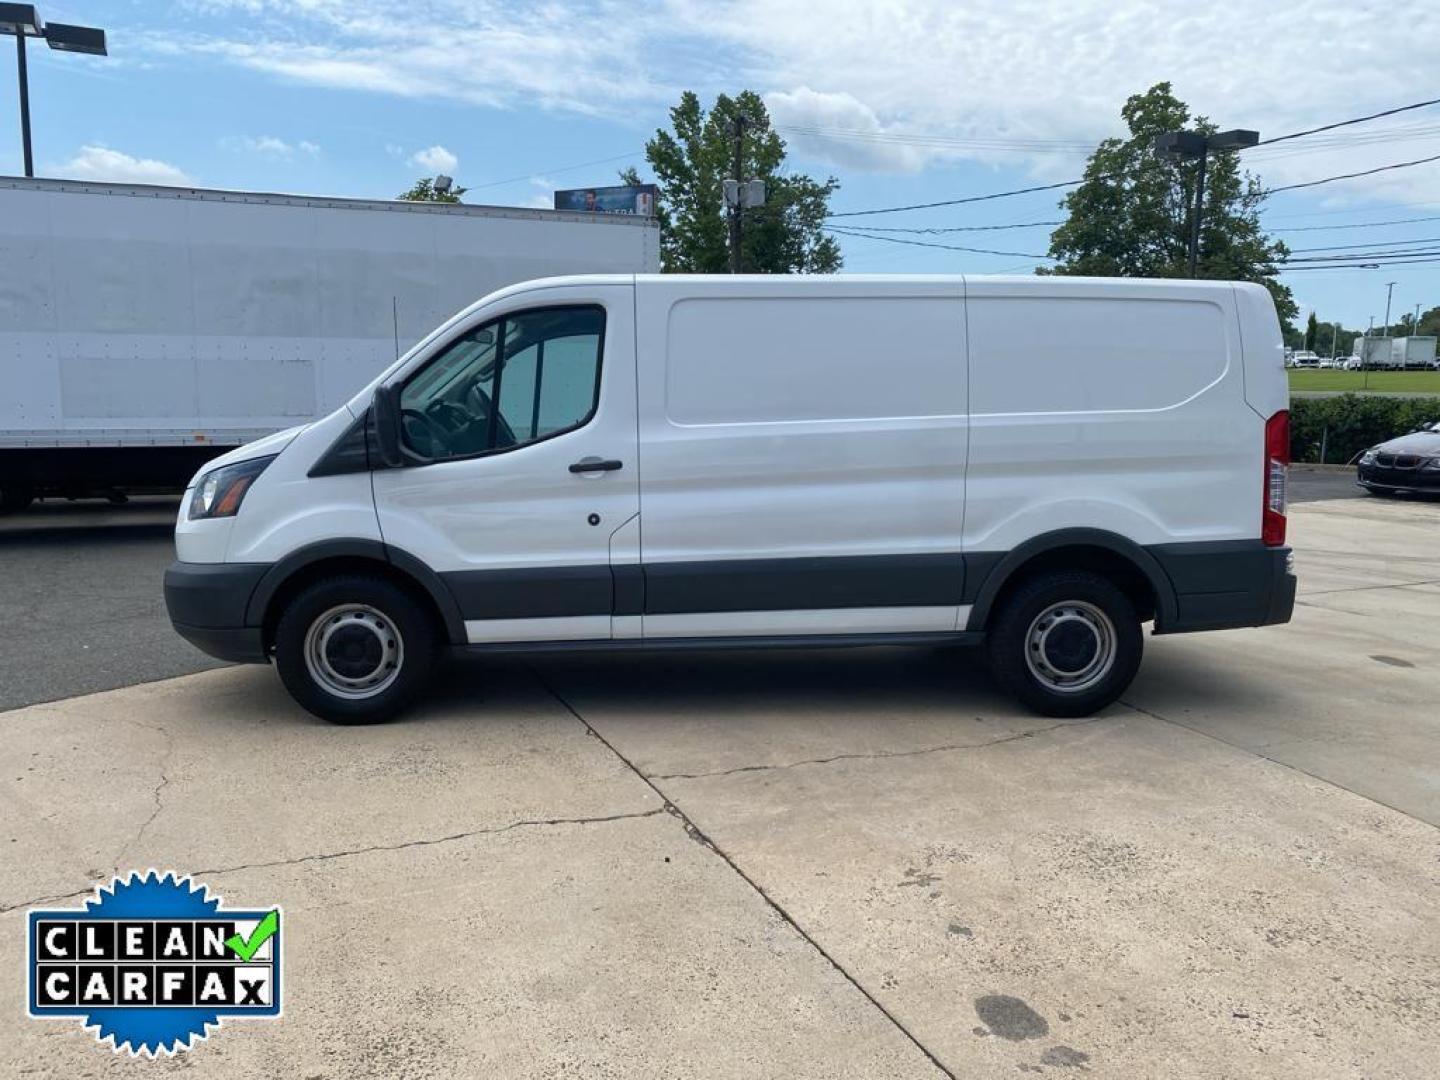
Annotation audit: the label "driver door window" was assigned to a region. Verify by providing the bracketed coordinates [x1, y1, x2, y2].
[399, 306, 604, 462]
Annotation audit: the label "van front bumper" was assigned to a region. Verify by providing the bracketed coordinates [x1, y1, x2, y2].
[163, 561, 272, 663]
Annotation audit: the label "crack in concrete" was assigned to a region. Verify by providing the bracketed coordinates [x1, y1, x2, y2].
[648, 718, 1109, 781]
[111, 718, 176, 872]
[0, 808, 665, 915]
[1301, 577, 1440, 597]
[1119, 698, 1439, 832]
[531, 666, 959, 1080]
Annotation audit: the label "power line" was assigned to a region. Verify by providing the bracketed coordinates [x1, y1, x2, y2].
[1272, 214, 1440, 232]
[465, 150, 643, 192]
[1264, 152, 1440, 195]
[828, 220, 1063, 235]
[825, 97, 1440, 219]
[824, 225, 1054, 259]
[1279, 256, 1440, 271]
[1249, 97, 1440, 148]
[1284, 248, 1440, 263]
[1285, 235, 1440, 253]
[827, 177, 1086, 219]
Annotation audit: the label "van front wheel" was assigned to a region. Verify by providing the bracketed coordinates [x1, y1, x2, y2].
[986, 570, 1142, 718]
[273, 575, 438, 724]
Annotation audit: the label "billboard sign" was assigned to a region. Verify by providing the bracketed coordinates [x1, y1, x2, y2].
[554, 184, 657, 217]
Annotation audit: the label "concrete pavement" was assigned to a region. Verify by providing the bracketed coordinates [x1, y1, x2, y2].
[2, 495, 1438, 1077]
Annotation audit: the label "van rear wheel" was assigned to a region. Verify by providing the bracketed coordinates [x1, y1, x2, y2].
[986, 570, 1142, 718]
[273, 574, 438, 724]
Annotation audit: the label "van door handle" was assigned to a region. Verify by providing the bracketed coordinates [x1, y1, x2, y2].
[569, 457, 623, 473]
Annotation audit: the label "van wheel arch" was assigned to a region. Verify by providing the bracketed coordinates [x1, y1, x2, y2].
[967, 530, 1176, 633]
[249, 540, 464, 653]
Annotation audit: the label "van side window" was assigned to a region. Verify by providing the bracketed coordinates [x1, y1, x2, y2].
[399, 305, 604, 462]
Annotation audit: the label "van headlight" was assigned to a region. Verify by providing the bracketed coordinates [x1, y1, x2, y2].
[189, 456, 276, 520]
[1359, 448, 1378, 466]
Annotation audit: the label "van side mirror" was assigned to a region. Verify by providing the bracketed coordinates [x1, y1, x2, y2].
[372, 384, 404, 468]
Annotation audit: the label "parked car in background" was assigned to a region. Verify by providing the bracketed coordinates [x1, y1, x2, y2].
[1357, 420, 1440, 496]
[1291, 352, 1321, 368]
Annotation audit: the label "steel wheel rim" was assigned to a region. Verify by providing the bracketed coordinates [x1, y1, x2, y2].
[303, 603, 404, 700]
[1024, 600, 1116, 694]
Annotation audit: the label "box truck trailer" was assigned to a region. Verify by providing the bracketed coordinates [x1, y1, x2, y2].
[1390, 336, 1437, 369]
[0, 176, 660, 512]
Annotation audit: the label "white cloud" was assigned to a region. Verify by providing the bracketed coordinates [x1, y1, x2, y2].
[55, 145, 192, 186]
[221, 135, 321, 159]
[766, 88, 928, 173]
[149, 0, 1440, 198]
[409, 145, 458, 174]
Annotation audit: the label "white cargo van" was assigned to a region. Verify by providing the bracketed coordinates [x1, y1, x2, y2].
[165, 275, 1295, 722]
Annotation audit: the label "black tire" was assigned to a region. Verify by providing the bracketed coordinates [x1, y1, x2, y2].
[273, 574, 439, 724]
[0, 484, 34, 515]
[985, 570, 1143, 718]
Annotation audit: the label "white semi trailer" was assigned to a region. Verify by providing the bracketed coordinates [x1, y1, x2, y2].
[0, 176, 660, 511]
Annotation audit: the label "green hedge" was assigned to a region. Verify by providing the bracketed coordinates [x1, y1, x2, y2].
[1290, 394, 1440, 464]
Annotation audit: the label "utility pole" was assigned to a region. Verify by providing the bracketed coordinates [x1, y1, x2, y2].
[1330, 321, 1339, 361]
[1414, 302, 1422, 336]
[1364, 316, 1375, 390]
[728, 113, 746, 274]
[1382, 282, 1396, 338]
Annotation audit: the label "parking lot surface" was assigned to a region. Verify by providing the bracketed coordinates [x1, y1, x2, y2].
[1, 490, 1438, 1077]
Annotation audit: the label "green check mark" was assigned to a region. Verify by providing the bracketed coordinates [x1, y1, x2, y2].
[225, 910, 278, 962]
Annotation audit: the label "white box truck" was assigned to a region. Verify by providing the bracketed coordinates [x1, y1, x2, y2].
[0, 176, 659, 512]
[1390, 336, 1437, 369]
[165, 274, 1296, 723]
[1354, 336, 1395, 369]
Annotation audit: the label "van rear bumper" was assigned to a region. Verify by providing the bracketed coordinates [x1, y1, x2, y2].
[1149, 541, 1295, 634]
[164, 561, 271, 663]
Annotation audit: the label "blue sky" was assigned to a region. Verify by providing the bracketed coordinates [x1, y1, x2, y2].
[3, 0, 1438, 334]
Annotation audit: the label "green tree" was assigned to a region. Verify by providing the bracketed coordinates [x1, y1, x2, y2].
[1304, 311, 1319, 352]
[398, 177, 467, 203]
[1044, 83, 1295, 324]
[623, 90, 841, 273]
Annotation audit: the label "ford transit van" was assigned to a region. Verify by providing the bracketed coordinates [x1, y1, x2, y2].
[164, 275, 1295, 723]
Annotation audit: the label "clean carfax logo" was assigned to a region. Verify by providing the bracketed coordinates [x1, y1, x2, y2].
[27, 870, 282, 1056]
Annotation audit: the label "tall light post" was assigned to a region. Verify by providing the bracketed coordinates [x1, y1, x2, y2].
[0, 4, 107, 178]
[1155, 127, 1260, 277]
[1382, 281, 1396, 338]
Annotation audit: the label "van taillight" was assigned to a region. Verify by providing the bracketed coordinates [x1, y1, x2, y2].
[1263, 410, 1289, 546]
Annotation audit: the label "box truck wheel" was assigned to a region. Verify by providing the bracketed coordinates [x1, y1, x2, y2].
[273, 574, 438, 724]
[986, 570, 1143, 718]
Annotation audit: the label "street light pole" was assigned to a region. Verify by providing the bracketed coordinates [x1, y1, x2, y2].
[1187, 149, 1208, 278]
[1154, 128, 1258, 279]
[1, 5, 107, 178]
[14, 22, 29, 176]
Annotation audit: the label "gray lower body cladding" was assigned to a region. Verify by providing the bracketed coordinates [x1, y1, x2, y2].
[163, 539, 1295, 663]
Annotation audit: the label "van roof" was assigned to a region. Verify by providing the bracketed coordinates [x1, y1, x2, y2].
[482, 273, 1253, 302]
